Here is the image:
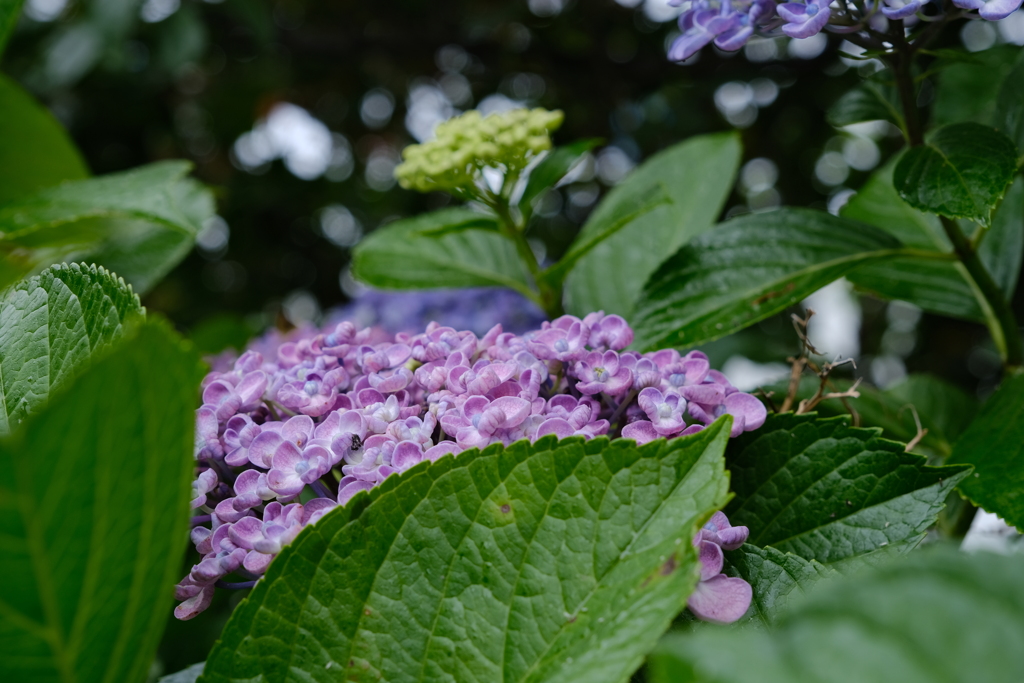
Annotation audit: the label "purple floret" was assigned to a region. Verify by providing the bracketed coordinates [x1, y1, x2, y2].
[668, 0, 778, 62]
[178, 311, 767, 619]
[687, 511, 753, 623]
[777, 0, 831, 39]
[952, 0, 1024, 19]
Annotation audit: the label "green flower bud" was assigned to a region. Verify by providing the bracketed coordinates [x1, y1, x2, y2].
[394, 107, 564, 197]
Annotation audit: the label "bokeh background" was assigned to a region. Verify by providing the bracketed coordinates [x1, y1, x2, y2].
[4, 0, 1024, 672]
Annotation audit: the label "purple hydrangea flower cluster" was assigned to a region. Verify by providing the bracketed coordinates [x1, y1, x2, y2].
[666, 0, 1023, 62]
[176, 312, 766, 620]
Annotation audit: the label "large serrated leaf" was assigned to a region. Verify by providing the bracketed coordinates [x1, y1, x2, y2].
[564, 133, 741, 318]
[650, 545, 1024, 683]
[201, 419, 734, 683]
[948, 372, 1024, 531]
[0, 319, 205, 683]
[893, 123, 1018, 226]
[351, 207, 536, 298]
[722, 544, 835, 626]
[631, 209, 904, 352]
[0, 262, 143, 435]
[724, 413, 970, 564]
[0, 161, 215, 294]
[0, 74, 90, 205]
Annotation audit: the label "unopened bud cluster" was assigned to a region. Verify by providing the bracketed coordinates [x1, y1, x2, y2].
[394, 108, 564, 195]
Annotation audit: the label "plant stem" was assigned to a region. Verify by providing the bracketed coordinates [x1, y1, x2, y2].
[491, 199, 564, 319]
[940, 216, 1024, 367]
[888, 19, 924, 146]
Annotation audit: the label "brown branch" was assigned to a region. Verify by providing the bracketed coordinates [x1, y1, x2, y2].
[901, 404, 929, 452]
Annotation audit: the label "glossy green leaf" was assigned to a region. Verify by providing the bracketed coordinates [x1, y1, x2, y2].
[827, 71, 903, 130]
[724, 413, 970, 564]
[844, 162, 1024, 322]
[893, 122, 1018, 225]
[933, 45, 1023, 128]
[0, 0, 23, 59]
[0, 161, 215, 294]
[202, 420, 733, 683]
[948, 372, 1024, 531]
[631, 209, 904, 352]
[650, 546, 1024, 683]
[722, 544, 835, 626]
[543, 182, 671, 285]
[0, 319, 204, 683]
[519, 138, 601, 222]
[0, 263, 143, 436]
[564, 132, 741, 318]
[995, 56, 1024, 156]
[0, 74, 90, 204]
[351, 207, 536, 299]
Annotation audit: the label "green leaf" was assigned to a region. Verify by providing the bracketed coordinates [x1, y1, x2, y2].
[995, 57, 1024, 157]
[948, 372, 1024, 531]
[827, 72, 903, 131]
[0, 262, 143, 436]
[724, 413, 970, 564]
[631, 208, 904, 352]
[202, 420, 734, 683]
[0, 0, 24, 59]
[351, 207, 536, 298]
[0, 161, 215, 294]
[844, 162, 1024, 322]
[564, 132, 742, 319]
[0, 74, 90, 205]
[650, 545, 1024, 683]
[415, 215, 501, 238]
[933, 45, 1023, 128]
[542, 182, 671, 285]
[722, 544, 835, 626]
[518, 138, 601, 222]
[0, 319, 205, 683]
[893, 122, 1018, 225]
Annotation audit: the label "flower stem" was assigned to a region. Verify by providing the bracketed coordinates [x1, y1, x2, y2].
[491, 198, 565, 319]
[939, 216, 1024, 368]
[888, 19, 924, 147]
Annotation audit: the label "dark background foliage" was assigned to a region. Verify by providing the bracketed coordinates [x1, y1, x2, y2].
[4, 0, 1019, 672]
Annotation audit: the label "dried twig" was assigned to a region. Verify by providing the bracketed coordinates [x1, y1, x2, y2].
[781, 307, 863, 421]
[780, 356, 807, 413]
[791, 309, 821, 355]
[758, 387, 779, 414]
[796, 358, 861, 414]
[901, 403, 928, 452]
